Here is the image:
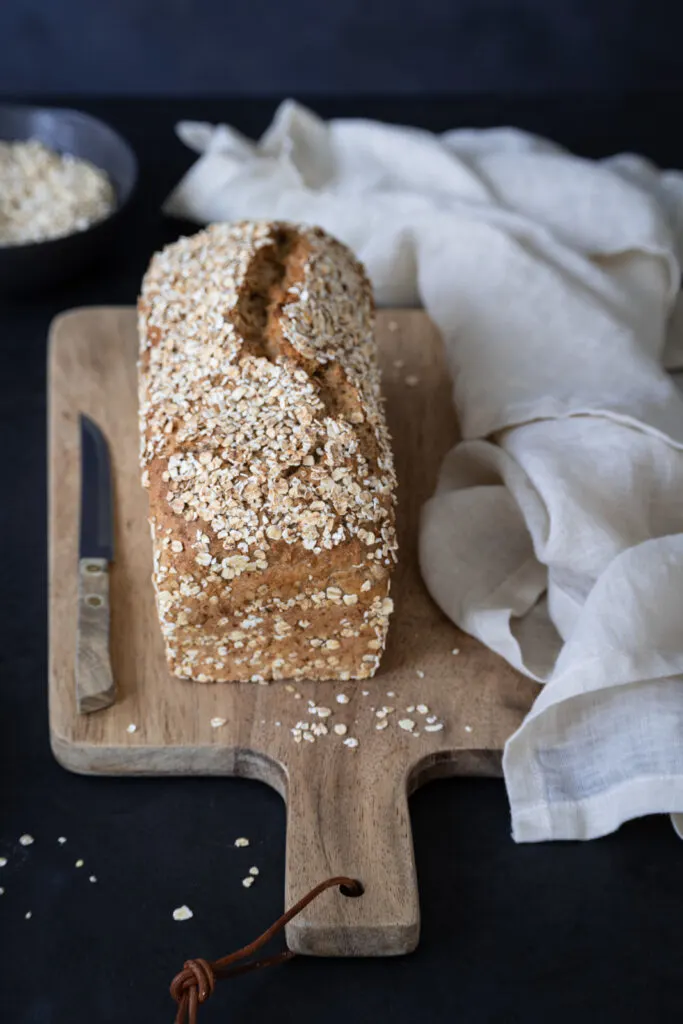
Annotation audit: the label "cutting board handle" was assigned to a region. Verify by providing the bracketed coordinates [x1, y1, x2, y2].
[284, 752, 419, 956]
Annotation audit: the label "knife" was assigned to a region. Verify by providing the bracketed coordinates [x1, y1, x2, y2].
[77, 414, 116, 714]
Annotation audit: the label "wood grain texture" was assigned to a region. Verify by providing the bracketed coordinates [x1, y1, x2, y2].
[76, 558, 116, 713]
[48, 307, 540, 956]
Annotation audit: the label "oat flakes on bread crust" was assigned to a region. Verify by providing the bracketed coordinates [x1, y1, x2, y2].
[138, 221, 397, 682]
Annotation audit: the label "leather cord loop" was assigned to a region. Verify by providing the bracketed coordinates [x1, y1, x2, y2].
[171, 876, 363, 1023]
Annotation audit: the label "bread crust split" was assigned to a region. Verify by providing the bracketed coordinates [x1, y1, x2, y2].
[138, 221, 397, 683]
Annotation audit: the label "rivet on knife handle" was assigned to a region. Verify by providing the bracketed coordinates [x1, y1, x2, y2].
[76, 557, 115, 713]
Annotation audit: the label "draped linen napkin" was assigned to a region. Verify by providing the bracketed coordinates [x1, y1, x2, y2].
[164, 101, 683, 842]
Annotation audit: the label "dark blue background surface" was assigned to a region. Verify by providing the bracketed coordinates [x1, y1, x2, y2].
[0, 0, 680, 95]
[1, 95, 683, 1024]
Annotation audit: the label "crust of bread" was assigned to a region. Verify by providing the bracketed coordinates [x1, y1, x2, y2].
[138, 221, 397, 682]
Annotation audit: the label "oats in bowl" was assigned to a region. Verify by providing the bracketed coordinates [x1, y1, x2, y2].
[0, 139, 116, 247]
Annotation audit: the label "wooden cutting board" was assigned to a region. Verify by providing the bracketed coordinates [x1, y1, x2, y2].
[48, 307, 539, 957]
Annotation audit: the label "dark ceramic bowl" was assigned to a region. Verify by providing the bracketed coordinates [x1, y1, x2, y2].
[0, 104, 138, 293]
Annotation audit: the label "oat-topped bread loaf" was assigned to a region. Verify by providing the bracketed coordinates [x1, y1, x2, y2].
[138, 221, 397, 682]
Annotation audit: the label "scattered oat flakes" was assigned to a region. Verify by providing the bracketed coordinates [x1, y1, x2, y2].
[173, 905, 193, 921]
[415, 669, 425, 679]
[210, 717, 227, 728]
[89, 875, 98, 883]
[126, 723, 137, 734]
[19, 834, 34, 846]
[58, 837, 67, 845]
[398, 719, 415, 732]
[386, 690, 396, 697]
[452, 648, 460, 655]
[343, 737, 359, 748]
[0, 887, 4, 895]
[464, 725, 473, 733]
[285, 684, 296, 693]
[387, 320, 399, 332]
[75, 859, 84, 868]
[25, 911, 32, 920]
[416, 704, 429, 715]
[303, 731, 315, 743]
[361, 690, 370, 696]
[404, 375, 420, 387]
[375, 719, 388, 731]
[275, 721, 281, 727]
[234, 837, 250, 848]
[316, 706, 332, 718]
[0, 858, 7, 867]
[426, 715, 437, 724]
[242, 876, 255, 888]
[333, 723, 348, 736]
[249, 866, 259, 876]
[406, 705, 416, 713]
[425, 723, 444, 733]
[336, 693, 350, 704]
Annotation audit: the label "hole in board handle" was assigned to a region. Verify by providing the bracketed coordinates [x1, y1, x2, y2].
[87, 595, 103, 608]
[339, 880, 364, 898]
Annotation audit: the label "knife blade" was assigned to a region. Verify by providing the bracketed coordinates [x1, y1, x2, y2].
[77, 414, 116, 713]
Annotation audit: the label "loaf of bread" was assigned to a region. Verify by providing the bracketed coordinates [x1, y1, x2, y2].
[138, 221, 397, 683]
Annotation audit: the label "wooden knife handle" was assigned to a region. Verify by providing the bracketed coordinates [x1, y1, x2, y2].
[76, 558, 116, 714]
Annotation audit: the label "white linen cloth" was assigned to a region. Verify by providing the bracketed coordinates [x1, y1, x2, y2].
[165, 101, 683, 842]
